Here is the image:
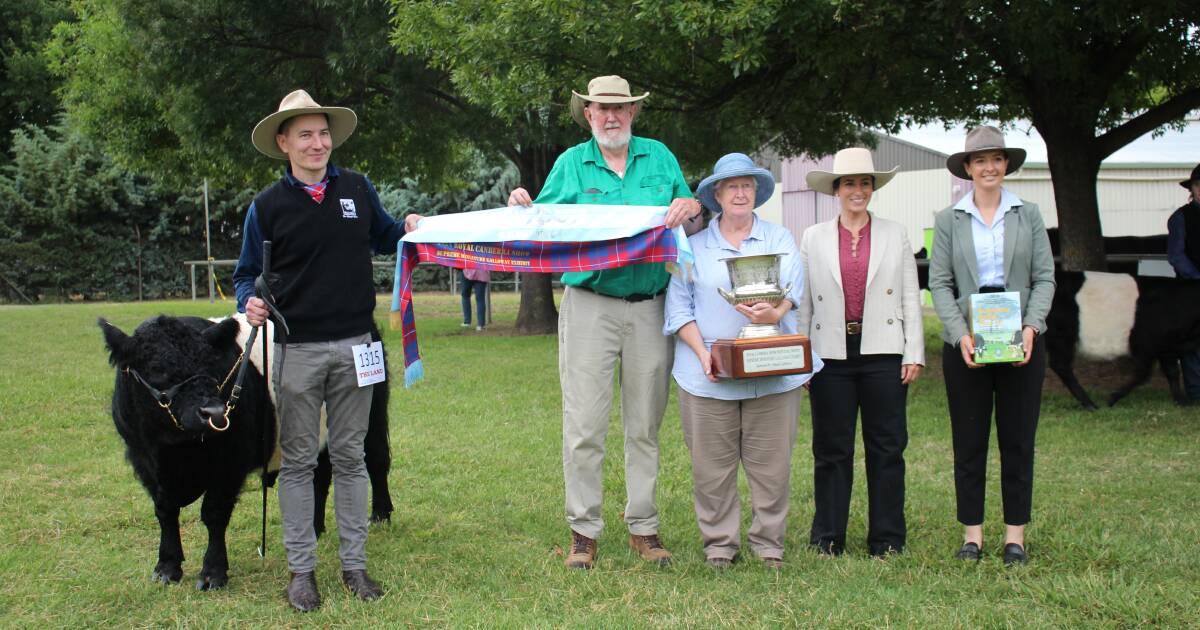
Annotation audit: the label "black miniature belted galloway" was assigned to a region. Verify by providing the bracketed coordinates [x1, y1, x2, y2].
[1043, 270, 1200, 409]
[99, 314, 393, 590]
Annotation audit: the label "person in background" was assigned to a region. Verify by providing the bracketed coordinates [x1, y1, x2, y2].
[798, 147, 924, 557]
[929, 125, 1055, 566]
[459, 268, 490, 331]
[1167, 163, 1200, 402]
[665, 153, 820, 569]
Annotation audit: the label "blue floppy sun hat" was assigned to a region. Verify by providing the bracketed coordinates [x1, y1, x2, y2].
[696, 153, 776, 212]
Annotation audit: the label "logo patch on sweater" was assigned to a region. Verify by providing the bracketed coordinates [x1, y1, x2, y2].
[340, 199, 358, 219]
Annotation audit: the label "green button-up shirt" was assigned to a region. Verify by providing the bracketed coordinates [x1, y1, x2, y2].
[534, 135, 693, 297]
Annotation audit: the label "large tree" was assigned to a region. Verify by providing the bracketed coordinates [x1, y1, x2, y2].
[390, 0, 911, 331]
[834, 0, 1200, 271]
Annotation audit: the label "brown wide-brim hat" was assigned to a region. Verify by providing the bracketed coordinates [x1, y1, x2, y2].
[251, 89, 357, 160]
[569, 75, 649, 129]
[945, 125, 1027, 180]
[805, 148, 899, 196]
[1180, 163, 1200, 189]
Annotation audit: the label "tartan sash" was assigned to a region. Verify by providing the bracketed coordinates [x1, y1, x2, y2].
[390, 205, 692, 387]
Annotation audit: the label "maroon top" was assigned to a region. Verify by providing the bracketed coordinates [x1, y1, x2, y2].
[838, 217, 871, 322]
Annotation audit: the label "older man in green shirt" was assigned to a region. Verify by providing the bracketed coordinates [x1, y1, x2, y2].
[509, 75, 703, 570]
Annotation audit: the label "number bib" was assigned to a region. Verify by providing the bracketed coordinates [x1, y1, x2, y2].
[351, 341, 386, 387]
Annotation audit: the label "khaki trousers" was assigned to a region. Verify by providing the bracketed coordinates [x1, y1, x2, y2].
[679, 387, 801, 561]
[559, 286, 672, 539]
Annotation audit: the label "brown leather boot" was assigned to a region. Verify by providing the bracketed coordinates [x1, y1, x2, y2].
[565, 530, 597, 569]
[287, 571, 321, 612]
[629, 534, 673, 566]
[341, 569, 384, 601]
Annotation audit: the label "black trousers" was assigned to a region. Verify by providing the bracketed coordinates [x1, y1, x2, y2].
[942, 336, 1045, 526]
[808, 334, 908, 554]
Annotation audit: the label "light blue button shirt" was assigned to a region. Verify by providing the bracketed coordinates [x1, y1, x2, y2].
[953, 187, 1023, 288]
[664, 214, 823, 400]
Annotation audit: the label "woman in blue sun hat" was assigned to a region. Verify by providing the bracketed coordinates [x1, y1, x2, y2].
[664, 152, 822, 569]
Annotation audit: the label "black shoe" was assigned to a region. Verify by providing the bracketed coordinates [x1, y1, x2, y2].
[1002, 543, 1028, 566]
[869, 544, 903, 558]
[811, 539, 844, 556]
[955, 542, 981, 562]
[341, 569, 384, 601]
[287, 571, 321, 612]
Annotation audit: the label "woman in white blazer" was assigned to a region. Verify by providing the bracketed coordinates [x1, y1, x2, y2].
[798, 148, 925, 556]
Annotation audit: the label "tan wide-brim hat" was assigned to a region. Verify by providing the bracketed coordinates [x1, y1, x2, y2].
[805, 148, 899, 196]
[251, 89, 357, 160]
[945, 125, 1026, 180]
[569, 75, 649, 129]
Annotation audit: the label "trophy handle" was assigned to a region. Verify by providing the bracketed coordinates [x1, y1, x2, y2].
[781, 282, 793, 297]
[718, 287, 737, 305]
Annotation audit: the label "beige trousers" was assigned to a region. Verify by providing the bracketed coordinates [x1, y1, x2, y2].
[678, 387, 801, 560]
[559, 286, 673, 539]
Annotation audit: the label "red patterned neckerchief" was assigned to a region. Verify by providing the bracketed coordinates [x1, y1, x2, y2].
[302, 178, 329, 204]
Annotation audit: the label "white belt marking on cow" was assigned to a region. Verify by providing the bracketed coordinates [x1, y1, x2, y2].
[1076, 271, 1138, 360]
[212, 315, 329, 472]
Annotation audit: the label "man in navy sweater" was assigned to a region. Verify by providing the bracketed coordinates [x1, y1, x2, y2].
[234, 90, 421, 612]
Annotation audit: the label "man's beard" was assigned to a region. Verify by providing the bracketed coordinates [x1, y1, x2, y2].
[592, 127, 631, 151]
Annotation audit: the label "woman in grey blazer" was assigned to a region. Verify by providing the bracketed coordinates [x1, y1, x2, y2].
[929, 126, 1055, 566]
[798, 148, 925, 557]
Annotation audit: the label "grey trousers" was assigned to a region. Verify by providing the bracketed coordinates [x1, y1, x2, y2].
[559, 286, 673, 539]
[678, 387, 801, 561]
[274, 333, 372, 572]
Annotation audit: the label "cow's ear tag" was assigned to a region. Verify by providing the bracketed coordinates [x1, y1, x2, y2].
[351, 341, 386, 388]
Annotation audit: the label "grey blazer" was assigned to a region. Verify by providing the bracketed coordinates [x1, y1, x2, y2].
[929, 197, 1056, 346]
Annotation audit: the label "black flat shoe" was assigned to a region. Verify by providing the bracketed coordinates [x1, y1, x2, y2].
[954, 542, 981, 562]
[1002, 543, 1028, 566]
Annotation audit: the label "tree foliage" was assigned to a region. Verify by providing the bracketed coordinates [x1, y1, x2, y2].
[834, 0, 1200, 270]
[0, 0, 71, 158]
[0, 121, 254, 302]
[49, 0, 470, 189]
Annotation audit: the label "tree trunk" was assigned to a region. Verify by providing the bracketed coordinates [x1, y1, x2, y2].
[1043, 140, 1107, 271]
[510, 143, 566, 334]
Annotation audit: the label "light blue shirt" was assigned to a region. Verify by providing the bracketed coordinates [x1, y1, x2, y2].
[953, 187, 1024, 288]
[664, 214, 823, 400]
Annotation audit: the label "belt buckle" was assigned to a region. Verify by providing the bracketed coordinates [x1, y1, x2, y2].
[846, 321, 862, 335]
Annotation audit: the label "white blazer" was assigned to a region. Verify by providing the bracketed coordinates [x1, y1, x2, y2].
[798, 213, 925, 365]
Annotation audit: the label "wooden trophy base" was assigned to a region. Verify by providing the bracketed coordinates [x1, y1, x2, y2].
[710, 334, 813, 379]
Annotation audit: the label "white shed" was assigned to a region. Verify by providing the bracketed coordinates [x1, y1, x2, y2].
[761, 118, 1199, 253]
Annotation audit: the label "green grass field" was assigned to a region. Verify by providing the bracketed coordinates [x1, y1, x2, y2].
[0, 293, 1196, 628]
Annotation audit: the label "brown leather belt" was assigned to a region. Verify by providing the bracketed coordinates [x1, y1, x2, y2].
[846, 321, 863, 335]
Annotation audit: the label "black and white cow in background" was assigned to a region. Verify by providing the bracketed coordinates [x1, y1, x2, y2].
[1044, 270, 1200, 410]
[99, 314, 393, 590]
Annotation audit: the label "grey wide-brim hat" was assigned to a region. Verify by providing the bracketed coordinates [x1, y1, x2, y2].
[1180, 163, 1200, 189]
[569, 75, 649, 129]
[251, 89, 357, 160]
[695, 153, 775, 212]
[805, 148, 899, 196]
[946, 125, 1026, 179]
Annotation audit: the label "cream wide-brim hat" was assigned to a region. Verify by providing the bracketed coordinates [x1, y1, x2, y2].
[251, 89, 358, 160]
[804, 148, 899, 196]
[569, 75, 649, 129]
[945, 125, 1026, 180]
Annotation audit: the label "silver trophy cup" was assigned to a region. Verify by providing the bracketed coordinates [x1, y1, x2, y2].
[717, 253, 792, 339]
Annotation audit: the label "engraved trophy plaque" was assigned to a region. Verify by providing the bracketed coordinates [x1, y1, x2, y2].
[710, 253, 813, 378]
